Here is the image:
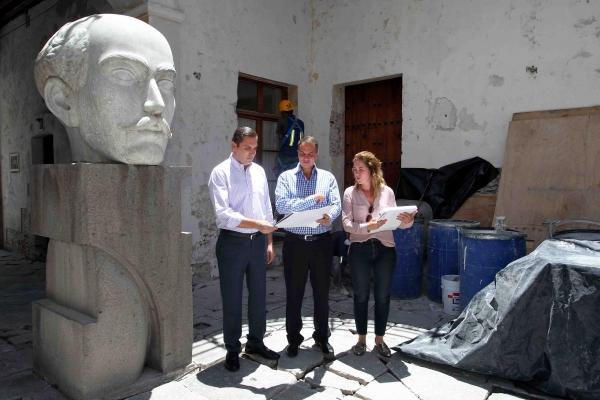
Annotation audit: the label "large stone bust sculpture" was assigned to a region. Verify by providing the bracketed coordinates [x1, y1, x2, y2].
[31, 15, 191, 399]
[34, 14, 176, 165]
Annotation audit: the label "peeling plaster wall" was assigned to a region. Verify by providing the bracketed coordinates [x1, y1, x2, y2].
[4, 0, 600, 269]
[161, 0, 311, 269]
[308, 0, 600, 178]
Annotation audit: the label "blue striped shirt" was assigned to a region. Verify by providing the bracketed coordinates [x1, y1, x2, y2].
[275, 163, 341, 235]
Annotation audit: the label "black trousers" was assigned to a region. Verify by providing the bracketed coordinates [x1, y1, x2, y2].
[283, 233, 333, 345]
[216, 231, 267, 353]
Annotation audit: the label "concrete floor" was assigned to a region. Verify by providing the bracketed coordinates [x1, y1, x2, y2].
[0, 249, 562, 400]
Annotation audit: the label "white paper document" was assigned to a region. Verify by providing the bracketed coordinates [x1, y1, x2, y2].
[276, 205, 333, 229]
[369, 205, 418, 233]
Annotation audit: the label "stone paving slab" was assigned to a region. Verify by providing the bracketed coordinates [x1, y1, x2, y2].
[265, 316, 286, 334]
[7, 332, 32, 346]
[193, 282, 223, 315]
[266, 304, 288, 321]
[354, 372, 418, 400]
[0, 372, 67, 400]
[304, 367, 361, 395]
[263, 326, 291, 353]
[0, 348, 32, 379]
[388, 357, 490, 400]
[0, 338, 16, 353]
[488, 392, 531, 400]
[193, 318, 223, 340]
[191, 338, 228, 369]
[271, 381, 344, 400]
[277, 344, 325, 379]
[323, 325, 359, 356]
[181, 358, 296, 400]
[243, 349, 278, 369]
[326, 352, 387, 385]
[128, 380, 205, 400]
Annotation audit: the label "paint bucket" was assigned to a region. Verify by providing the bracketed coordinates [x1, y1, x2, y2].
[553, 230, 600, 241]
[392, 220, 424, 299]
[459, 228, 526, 310]
[427, 219, 480, 303]
[441, 274, 460, 315]
[548, 219, 600, 242]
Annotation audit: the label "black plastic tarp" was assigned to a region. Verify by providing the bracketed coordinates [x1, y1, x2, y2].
[399, 239, 600, 400]
[396, 157, 499, 219]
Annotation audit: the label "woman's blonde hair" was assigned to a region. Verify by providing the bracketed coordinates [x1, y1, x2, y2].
[353, 151, 386, 197]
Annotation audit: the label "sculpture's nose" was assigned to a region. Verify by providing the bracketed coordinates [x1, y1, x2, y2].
[144, 79, 165, 116]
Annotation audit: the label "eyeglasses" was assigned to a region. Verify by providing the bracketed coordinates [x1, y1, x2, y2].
[366, 205, 374, 222]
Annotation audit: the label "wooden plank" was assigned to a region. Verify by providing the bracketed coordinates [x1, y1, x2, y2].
[512, 105, 600, 121]
[452, 193, 497, 227]
[494, 110, 600, 252]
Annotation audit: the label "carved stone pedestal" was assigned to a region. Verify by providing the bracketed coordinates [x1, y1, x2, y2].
[31, 164, 193, 400]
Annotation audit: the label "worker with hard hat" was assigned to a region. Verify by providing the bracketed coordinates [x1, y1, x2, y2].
[276, 99, 305, 176]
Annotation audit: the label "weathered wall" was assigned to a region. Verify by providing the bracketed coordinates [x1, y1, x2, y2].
[3, 0, 600, 269]
[307, 0, 600, 181]
[0, 0, 114, 257]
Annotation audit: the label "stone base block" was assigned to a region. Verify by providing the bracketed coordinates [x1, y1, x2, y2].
[33, 299, 145, 400]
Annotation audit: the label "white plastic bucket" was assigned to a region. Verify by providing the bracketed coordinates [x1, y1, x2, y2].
[441, 274, 460, 315]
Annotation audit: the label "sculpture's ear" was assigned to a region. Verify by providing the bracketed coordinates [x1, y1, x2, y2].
[43, 77, 79, 127]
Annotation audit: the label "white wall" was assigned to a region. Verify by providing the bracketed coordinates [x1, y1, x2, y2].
[307, 0, 600, 176]
[3, 0, 600, 268]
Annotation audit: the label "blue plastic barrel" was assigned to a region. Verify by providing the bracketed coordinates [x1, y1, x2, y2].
[392, 221, 424, 299]
[459, 228, 526, 309]
[427, 219, 480, 302]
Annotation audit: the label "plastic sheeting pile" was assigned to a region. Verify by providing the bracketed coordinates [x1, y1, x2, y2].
[396, 156, 499, 219]
[400, 239, 600, 400]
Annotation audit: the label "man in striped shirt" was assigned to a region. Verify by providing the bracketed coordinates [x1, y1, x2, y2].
[275, 136, 342, 359]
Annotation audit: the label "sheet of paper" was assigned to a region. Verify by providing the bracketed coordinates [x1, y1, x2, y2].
[369, 205, 418, 233]
[276, 205, 333, 229]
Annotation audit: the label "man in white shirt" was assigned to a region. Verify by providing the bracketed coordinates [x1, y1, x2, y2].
[208, 127, 280, 371]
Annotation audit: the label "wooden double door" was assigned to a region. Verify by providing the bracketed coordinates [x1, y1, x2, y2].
[344, 77, 403, 191]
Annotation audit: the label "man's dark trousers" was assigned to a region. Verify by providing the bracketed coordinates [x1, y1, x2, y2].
[283, 233, 333, 346]
[216, 231, 267, 353]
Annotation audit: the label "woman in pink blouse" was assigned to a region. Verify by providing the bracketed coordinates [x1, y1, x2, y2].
[342, 151, 415, 357]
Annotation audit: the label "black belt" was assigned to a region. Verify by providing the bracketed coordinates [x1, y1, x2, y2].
[286, 231, 331, 242]
[220, 229, 262, 240]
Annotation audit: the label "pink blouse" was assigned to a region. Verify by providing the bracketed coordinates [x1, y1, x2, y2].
[342, 185, 413, 247]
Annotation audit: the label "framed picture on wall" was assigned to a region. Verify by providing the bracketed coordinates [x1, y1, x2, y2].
[9, 152, 19, 173]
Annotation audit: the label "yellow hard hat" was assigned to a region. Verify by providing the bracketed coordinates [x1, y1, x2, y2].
[278, 99, 294, 112]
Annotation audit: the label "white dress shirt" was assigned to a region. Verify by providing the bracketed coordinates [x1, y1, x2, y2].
[208, 154, 275, 233]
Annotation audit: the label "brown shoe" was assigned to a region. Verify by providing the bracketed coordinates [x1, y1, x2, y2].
[352, 342, 366, 356]
[374, 342, 391, 358]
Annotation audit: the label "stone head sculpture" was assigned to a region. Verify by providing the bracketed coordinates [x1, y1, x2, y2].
[34, 14, 176, 165]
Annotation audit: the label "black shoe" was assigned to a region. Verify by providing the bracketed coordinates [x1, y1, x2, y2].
[245, 343, 280, 360]
[224, 351, 240, 372]
[286, 344, 299, 357]
[315, 340, 334, 358]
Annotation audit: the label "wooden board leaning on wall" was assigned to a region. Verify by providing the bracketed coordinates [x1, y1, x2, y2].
[494, 106, 600, 252]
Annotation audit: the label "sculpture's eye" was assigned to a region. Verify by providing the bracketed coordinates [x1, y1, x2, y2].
[111, 68, 137, 84]
[157, 78, 174, 92]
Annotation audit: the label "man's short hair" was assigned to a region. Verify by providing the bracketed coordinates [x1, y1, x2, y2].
[34, 16, 98, 95]
[232, 126, 258, 145]
[298, 136, 318, 152]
